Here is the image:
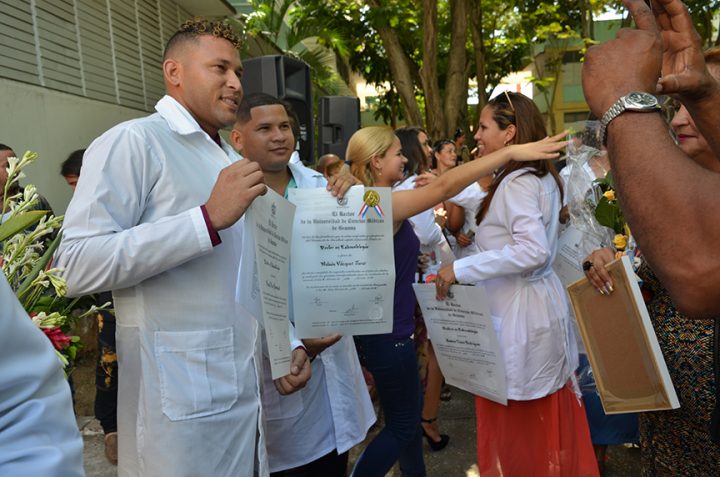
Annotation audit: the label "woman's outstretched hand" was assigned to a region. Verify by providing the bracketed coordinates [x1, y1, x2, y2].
[508, 131, 569, 162]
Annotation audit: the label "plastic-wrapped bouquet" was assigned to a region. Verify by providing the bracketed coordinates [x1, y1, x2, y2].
[562, 122, 639, 269]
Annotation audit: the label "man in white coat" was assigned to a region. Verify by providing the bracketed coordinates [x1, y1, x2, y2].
[231, 93, 375, 476]
[0, 274, 84, 477]
[55, 20, 310, 477]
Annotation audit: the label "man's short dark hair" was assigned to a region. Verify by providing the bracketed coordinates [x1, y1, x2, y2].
[163, 18, 242, 60]
[0, 143, 13, 152]
[60, 149, 85, 177]
[236, 92, 286, 125]
[283, 102, 300, 142]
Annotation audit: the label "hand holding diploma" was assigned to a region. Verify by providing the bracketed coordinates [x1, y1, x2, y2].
[274, 347, 311, 395]
[434, 264, 457, 300]
[414, 283, 508, 405]
[302, 334, 342, 358]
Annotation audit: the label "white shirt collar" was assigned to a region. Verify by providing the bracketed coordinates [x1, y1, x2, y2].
[155, 95, 236, 157]
[155, 95, 208, 137]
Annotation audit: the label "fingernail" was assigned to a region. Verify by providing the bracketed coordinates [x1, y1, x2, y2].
[606, 282, 614, 293]
[603, 285, 611, 295]
[597, 288, 605, 295]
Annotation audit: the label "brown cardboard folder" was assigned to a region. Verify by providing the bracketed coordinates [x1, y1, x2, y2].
[567, 256, 679, 413]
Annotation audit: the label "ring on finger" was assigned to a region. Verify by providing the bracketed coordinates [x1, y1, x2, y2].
[582, 260, 593, 271]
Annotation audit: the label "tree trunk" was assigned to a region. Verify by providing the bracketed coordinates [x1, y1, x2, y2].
[579, 0, 592, 39]
[389, 88, 399, 129]
[443, 0, 469, 140]
[366, 0, 424, 127]
[470, 0, 487, 110]
[420, 0, 445, 140]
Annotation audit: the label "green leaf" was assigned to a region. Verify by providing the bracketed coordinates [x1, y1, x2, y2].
[0, 210, 48, 242]
[604, 171, 615, 190]
[594, 197, 624, 234]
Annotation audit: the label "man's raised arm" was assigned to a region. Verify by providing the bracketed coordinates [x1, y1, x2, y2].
[582, 0, 720, 316]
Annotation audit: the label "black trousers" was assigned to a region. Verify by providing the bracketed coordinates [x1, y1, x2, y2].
[270, 449, 348, 477]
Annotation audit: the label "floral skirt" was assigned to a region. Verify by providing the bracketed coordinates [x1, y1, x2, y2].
[475, 382, 599, 477]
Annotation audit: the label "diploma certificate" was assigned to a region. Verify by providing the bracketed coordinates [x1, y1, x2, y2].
[244, 189, 295, 379]
[553, 225, 586, 288]
[288, 186, 395, 338]
[413, 283, 507, 405]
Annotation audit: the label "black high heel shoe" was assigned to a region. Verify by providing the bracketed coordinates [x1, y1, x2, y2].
[421, 417, 450, 451]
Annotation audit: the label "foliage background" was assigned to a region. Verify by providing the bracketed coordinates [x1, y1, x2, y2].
[235, 1, 720, 147]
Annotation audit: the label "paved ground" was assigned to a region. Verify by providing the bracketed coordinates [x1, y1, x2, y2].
[81, 386, 641, 476]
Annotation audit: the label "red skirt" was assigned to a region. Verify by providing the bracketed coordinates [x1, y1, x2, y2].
[475, 382, 599, 477]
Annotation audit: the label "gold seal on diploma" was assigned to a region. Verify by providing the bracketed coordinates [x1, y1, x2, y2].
[363, 190, 380, 207]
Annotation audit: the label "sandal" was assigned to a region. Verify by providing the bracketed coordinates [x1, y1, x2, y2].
[420, 417, 449, 451]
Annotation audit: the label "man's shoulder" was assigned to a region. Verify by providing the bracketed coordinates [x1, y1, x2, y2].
[289, 162, 326, 187]
[88, 113, 181, 157]
[103, 112, 167, 138]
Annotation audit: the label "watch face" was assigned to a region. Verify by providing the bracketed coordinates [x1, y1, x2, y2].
[626, 92, 659, 108]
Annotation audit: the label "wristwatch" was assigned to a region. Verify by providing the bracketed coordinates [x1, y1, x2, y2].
[600, 92, 661, 145]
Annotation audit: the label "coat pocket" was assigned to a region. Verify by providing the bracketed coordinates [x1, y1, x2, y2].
[155, 328, 238, 421]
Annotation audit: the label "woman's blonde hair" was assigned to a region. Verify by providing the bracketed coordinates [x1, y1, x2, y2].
[346, 126, 397, 186]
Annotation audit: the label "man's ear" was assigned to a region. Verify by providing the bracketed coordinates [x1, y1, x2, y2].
[230, 127, 243, 153]
[163, 59, 182, 87]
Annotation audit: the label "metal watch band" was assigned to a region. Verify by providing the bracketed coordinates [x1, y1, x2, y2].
[600, 100, 626, 146]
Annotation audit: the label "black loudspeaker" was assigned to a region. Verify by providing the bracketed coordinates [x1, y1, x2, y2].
[318, 96, 360, 160]
[241, 56, 314, 164]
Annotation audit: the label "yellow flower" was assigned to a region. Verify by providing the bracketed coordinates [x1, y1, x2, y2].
[613, 234, 627, 250]
[603, 190, 616, 201]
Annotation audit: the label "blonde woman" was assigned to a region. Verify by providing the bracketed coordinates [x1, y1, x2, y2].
[346, 125, 566, 477]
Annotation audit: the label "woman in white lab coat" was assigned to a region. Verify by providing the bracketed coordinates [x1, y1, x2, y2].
[347, 123, 569, 477]
[435, 92, 598, 477]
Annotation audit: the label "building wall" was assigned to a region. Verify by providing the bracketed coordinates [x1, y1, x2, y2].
[0, 78, 148, 214]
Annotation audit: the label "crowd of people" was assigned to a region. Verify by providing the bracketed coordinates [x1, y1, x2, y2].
[2, 0, 720, 476]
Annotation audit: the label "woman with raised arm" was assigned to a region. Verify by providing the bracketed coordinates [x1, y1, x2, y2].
[435, 92, 598, 477]
[346, 124, 567, 477]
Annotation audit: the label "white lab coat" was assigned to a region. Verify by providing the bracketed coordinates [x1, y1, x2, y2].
[238, 162, 375, 472]
[453, 169, 578, 400]
[393, 175, 444, 248]
[447, 182, 486, 259]
[0, 274, 84, 477]
[56, 96, 267, 477]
